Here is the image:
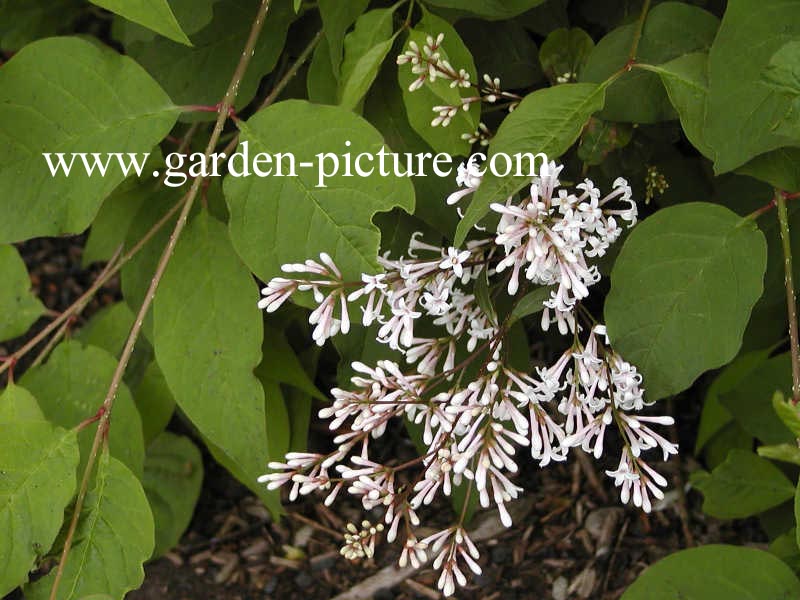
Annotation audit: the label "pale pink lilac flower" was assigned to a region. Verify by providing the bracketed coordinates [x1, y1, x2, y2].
[257, 154, 674, 597]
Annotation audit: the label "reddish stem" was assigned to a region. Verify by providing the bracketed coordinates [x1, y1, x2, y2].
[75, 406, 106, 432]
[182, 102, 238, 121]
[0, 356, 17, 384]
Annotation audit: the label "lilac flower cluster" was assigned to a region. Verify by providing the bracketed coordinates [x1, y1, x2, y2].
[258, 154, 676, 596]
[396, 33, 521, 141]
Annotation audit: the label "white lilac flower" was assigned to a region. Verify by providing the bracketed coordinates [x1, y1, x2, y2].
[439, 247, 471, 278]
[490, 162, 635, 317]
[399, 536, 429, 568]
[256, 155, 673, 598]
[446, 156, 485, 205]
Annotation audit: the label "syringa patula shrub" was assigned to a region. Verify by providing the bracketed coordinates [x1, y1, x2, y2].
[1, 0, 800, 598]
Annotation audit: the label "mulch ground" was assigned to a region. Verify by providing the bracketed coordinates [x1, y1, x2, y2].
[5, 238, 763, 600]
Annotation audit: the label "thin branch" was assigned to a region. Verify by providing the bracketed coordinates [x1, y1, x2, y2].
[628, 0, 652, 63]
[29, 317, 72, 369]
[0, 196, 187, 378]
[47, 2, 275, 598]
[221, 28, 323, 157]
[777, 191, 800, 402]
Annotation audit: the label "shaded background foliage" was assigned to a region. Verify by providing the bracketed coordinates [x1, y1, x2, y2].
[1, 0, 800, 597]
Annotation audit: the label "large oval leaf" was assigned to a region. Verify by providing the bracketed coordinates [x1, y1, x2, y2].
[0, 386, 79, 597]
[622, 544, 800, 600]
[128, 0, 295, 115]
[318, 0, 369, 75]
[0, 37, 179, 242]
[89, 0, 191, 45]
[642, 52, 713, 158]
[224, 100, 415, 281]
[605, 203, 767, 400]
[719, 353, 794, 444]
[143, 432, 203, 557]
[25, 451, 154, 600]
[705, 0, 800, 173]
[338, 8, 397, 111]
[21, 341, 146, 477]
[422, 0, 546, 19]
[580, 2, 718, 124]
[153, 211, 279, 514]
[0, 244, 45, 342]
[693, 449, 795, 519]
[455, 82, 606, 245]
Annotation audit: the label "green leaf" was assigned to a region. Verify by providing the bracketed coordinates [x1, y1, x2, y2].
[420, 0, 546, 19]
[318, 0, 370, 75]
[285, 386, 313, 452]
[167, 0, 219, 35]
[0, 383, 45, 423]
[0, 37, 179, 243]
[702, 422, 753, 470]
[795, 481, 800, 550]
[83, 177, 154, 266]
[577, 118, 632, 166]
[764, 41, 800, 97]
[25, 451, 154, 600]
[74, 302, 137, 359]
[398, 9, 480, 155]
[473, 267, 498, 328]
[364, 64, 460, 236]
[642, 52, 713, 158]
[153, 211, 278, 514]
[769, 528, 800, 572]
[133, 361, 176, 444]
[455, 82, 606, 246]
[759, 444, 800, 466]
[261, 379, 291, 459]
[605, 203, 767, 401]
[21, 341, 145, 477]
[258, 325, 326, 401]
[89, 0, 192, 45]
[730, 177, 800, 347]
[506, 286, 551, 326]
[458, 19, 543, 89]
[705, 0, 800, 173]
[339, 8, 398, 111]
[694, 449, 795, 519]
[695, 348, 771, 454]
[720, 353, 794, 444]
[775, 390, 800, 438]
[225, 100, 415, 282]
[581, 2, 719, 124]
[142, 432, 203, 557]
[128, 0, 295, 115]
[334, 323, 395, 383]
[121, 188, 180, 343]
[737, 148, 800, 192]
[0, 400, 79, 597]
[0, 0, 83, 51]
[539, 27, 594, 83]
[111, 0, 218, 46]
[0, 244, 45, 342]
[308, 35, 339, 104]
[73, 301, 154, 390]
[622, 544, 800, 600]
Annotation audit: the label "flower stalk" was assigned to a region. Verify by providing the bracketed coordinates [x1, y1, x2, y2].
[777, 191, 800, 403]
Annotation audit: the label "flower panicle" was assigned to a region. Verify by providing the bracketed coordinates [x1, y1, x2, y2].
[257, 156, 675, 597]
